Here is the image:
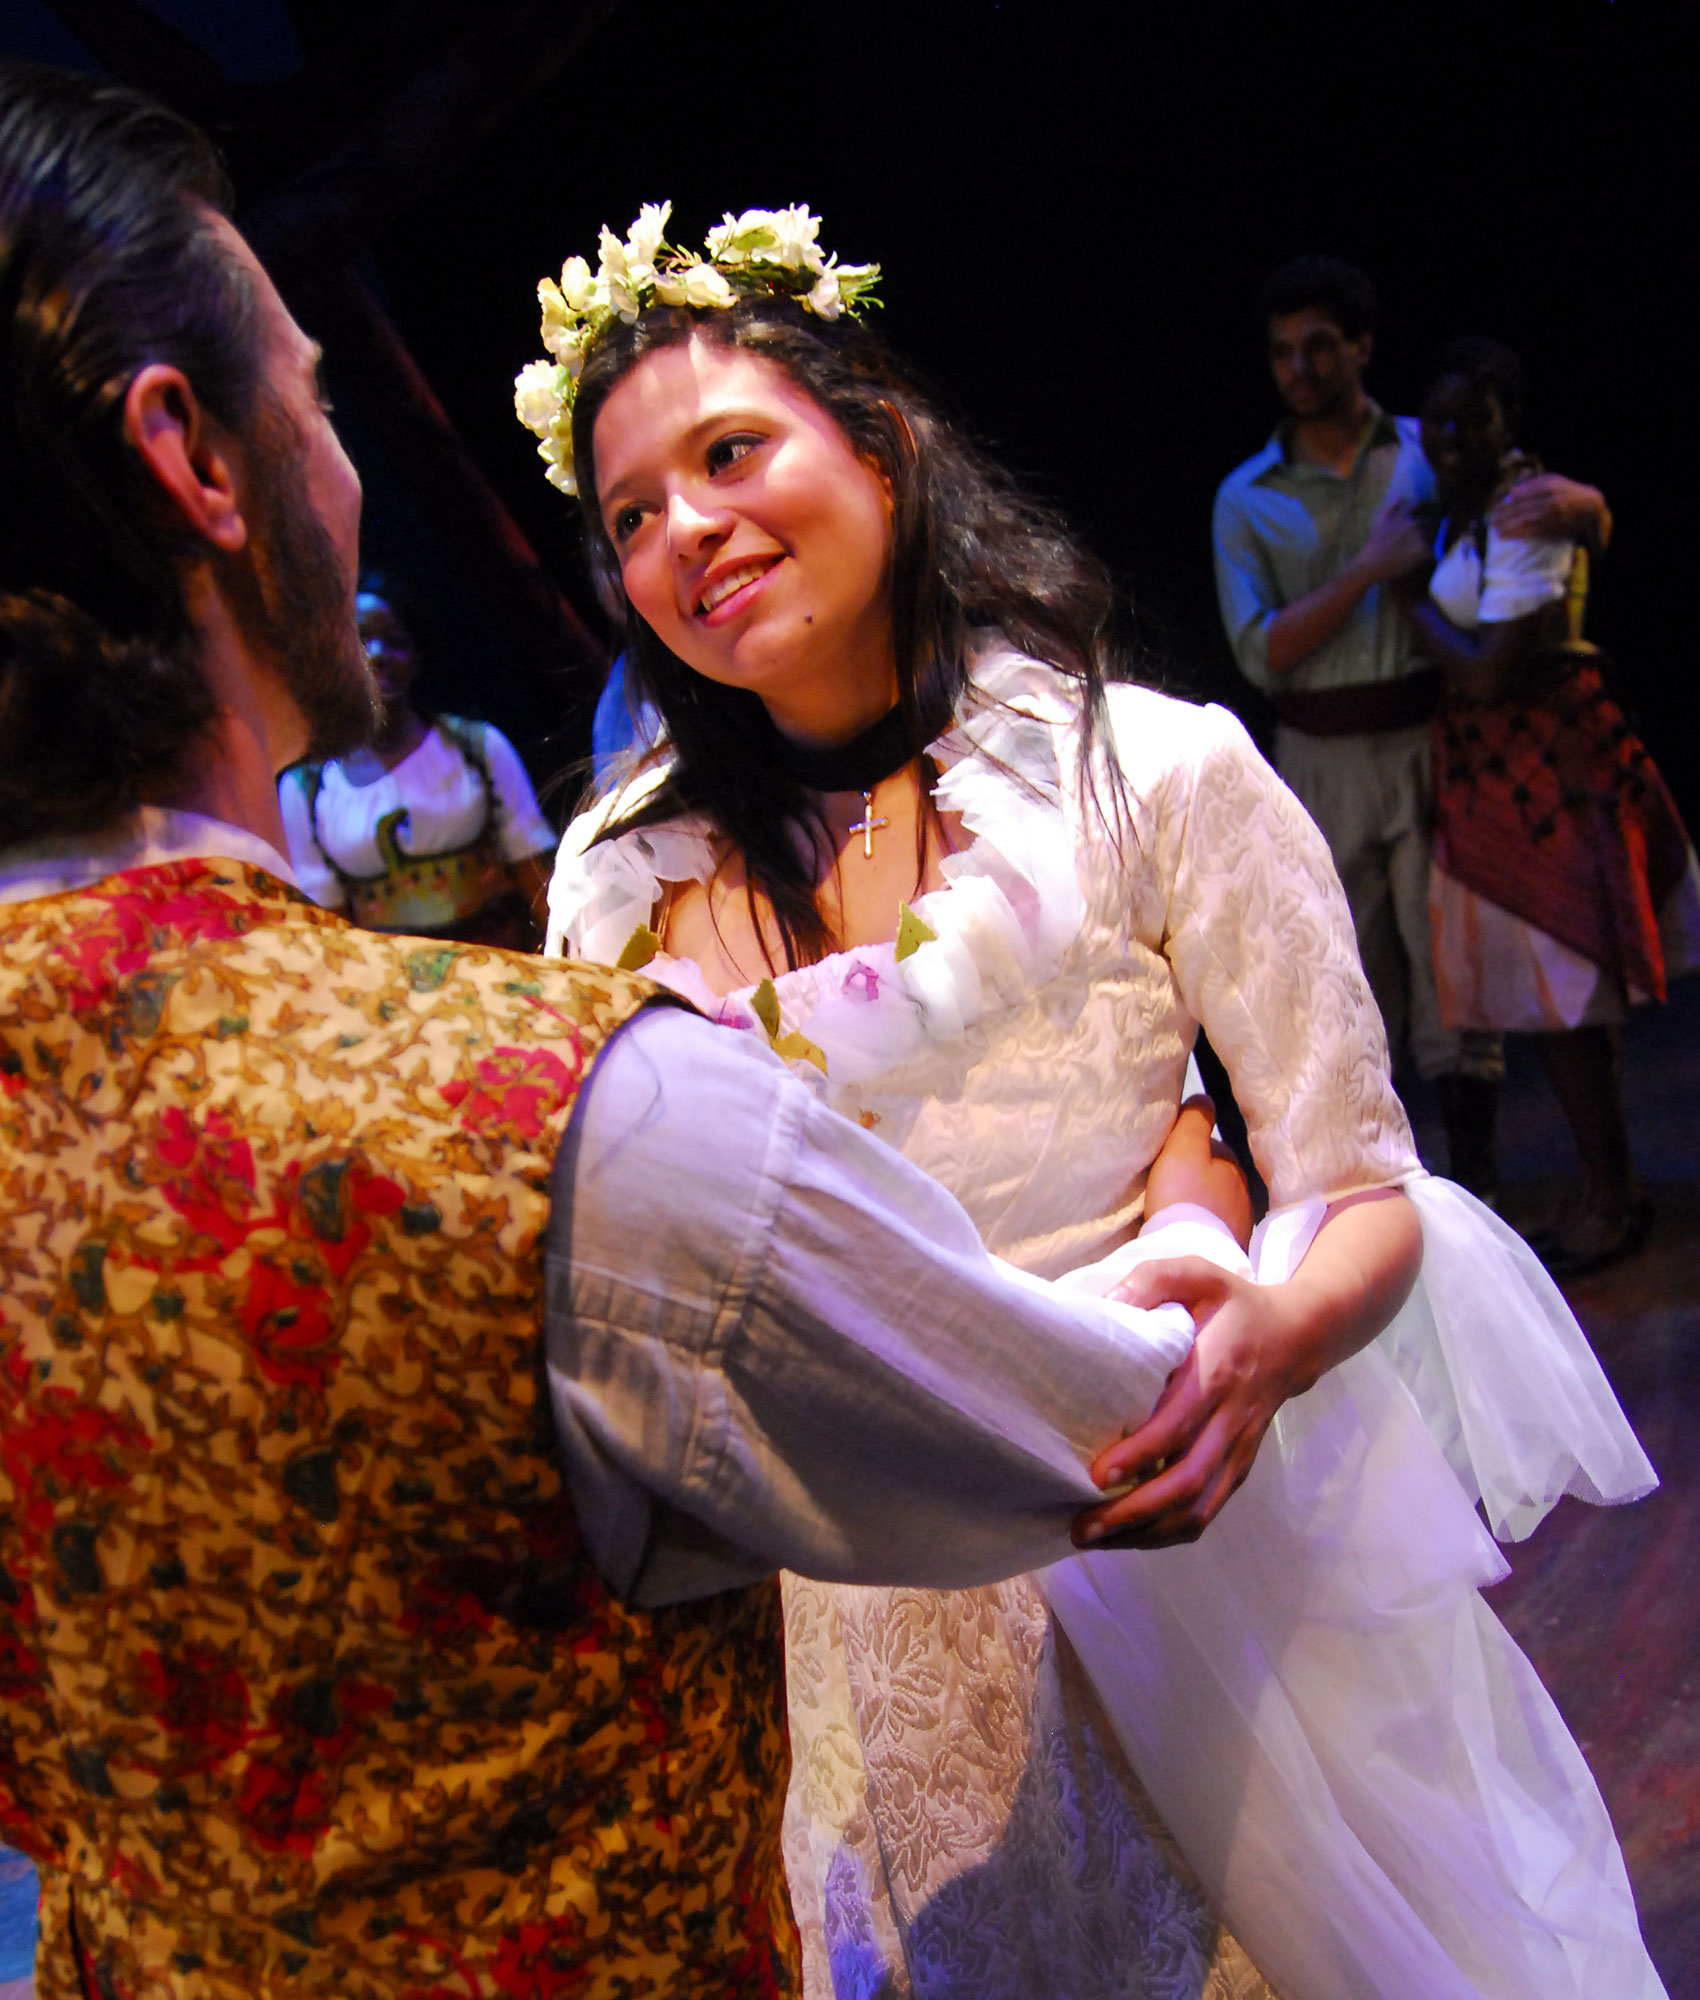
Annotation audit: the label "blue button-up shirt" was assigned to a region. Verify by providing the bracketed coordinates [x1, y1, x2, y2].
[1212, 404, 1435, 695]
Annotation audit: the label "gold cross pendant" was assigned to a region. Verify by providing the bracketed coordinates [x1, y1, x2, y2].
[848, 788, 889, 859]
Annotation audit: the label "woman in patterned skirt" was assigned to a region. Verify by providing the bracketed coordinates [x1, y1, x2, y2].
[1396, 337, 1700, 1274]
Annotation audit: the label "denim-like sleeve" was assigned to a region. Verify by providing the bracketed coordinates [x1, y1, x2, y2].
[1212, 481, 1280, 692]
[544, 1006, 1193, 1606]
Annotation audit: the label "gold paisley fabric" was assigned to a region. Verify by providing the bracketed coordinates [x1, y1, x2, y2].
[0, 861, 796, 2000]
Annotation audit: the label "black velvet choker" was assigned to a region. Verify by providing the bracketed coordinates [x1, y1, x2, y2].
[771, 702, 921, 795]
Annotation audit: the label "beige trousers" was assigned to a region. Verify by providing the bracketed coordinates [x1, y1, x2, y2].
[1275, 721, 1501, 1082]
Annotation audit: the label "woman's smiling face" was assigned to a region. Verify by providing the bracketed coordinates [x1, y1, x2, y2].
[591, 334, 898, 741]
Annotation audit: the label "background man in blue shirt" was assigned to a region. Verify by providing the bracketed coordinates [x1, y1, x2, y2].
[1213, 257, 1608, 1197]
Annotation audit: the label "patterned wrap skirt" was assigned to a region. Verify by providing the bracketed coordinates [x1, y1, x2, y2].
[1430, 651, 1698, 1026]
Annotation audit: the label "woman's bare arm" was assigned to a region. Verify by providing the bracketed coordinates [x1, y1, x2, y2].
[1142, 1095, 1253, 1251]
[1397, 595, 1546, 707]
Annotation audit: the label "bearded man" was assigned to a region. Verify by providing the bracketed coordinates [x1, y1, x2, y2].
[0, 61, 1267, 2000]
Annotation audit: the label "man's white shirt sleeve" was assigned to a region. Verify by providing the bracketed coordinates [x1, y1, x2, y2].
[544, 1005, 1196, 1606]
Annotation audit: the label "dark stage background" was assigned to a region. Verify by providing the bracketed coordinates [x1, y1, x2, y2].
[4, 10, 1698, 1985]
[2, 0, 1689, 829]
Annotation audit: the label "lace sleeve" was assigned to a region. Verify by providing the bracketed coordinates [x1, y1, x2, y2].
[544, 802, 655, 963]
[1151, 704, 1420, 1207]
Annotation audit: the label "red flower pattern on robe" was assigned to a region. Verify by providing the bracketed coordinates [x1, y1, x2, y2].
[145, 1107, 410, 1384]
[136, 1644, 253, 1773]
[490, 1919, 592, 1999]
[239, 1158, 406, 1386]
[48, 865, 269, 1014]
[239, 1258, 339, 1391]
[106, 1849, 159, 1901]
[276, 1156, 406, 1281]
[396, 1562, 497, 1645]
[154, 1106, 263, 1258]
[0, 1348, 152, 1551]
[233, 1676, 396, 1855]
[0, 1625, 40, 1701]
[441, 1044, 583, 1142]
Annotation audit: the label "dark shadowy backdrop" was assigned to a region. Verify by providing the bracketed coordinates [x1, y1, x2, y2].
[3, 0, 1688, 825]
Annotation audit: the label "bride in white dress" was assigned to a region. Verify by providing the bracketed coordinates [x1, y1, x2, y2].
[518, 206, 1666, 1999]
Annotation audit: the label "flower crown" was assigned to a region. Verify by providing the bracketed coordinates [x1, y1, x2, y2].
[513, 201, 880, 497]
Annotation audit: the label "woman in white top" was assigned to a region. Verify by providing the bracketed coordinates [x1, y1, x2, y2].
[1394, 339, 1700, 1274]
[280, 575, 556, 947]
[523, 208, 1665, 1998]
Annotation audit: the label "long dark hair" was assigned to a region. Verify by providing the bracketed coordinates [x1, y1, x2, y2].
[0, 62, 261, 843]
[569, 297, 1138, 968]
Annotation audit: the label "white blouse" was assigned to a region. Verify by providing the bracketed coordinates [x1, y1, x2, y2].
[281, 718, 554, 908]
[551, 652, 1420, 1251]
[1429, 523, 1572, 630]
[548, 647, 1662, 2000]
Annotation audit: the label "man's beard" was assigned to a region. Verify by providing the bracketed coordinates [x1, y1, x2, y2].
[231, 399, 380, 761]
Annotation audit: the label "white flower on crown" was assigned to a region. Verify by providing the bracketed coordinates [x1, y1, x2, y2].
[537, 279, 576, 361]
[595, 224, 638, 321]
[597, 223, 627, 278]
[767, 204, 825, 273]
[513, 358, 564, 435]
[558, 255, 598, 313]
[704, 208, 761, 265]
[705, 204, 826, 276]
[539, 435, 575, 494]
[806, 266, 841, 320]
[625, 201, 671, 273]
[517, 200, 879, 500]
[683, 260, 736, 308]
[514, 358, 581, 497]
[654, 259, 735, 309]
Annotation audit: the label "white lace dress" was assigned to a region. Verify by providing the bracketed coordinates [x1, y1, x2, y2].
[546, 647, 1665, 2000]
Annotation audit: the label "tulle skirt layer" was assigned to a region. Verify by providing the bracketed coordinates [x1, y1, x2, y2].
[780, 1176, 1663, 1997]
[1043, 1176, 1663, 1999]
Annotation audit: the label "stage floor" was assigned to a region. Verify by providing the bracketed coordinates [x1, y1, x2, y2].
[1454, 981, 1700, 1998]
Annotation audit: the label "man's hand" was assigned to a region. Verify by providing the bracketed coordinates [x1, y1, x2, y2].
[1492, 473, 1612, 552]
[1352, 498, 1431, 585]
[1265, 500, 1430, 675]
[1144, 1096, 1253, 1251]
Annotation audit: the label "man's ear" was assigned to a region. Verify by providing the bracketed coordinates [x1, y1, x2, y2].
[1355, 330, 1375, 372]
[123, 363, 248, 552]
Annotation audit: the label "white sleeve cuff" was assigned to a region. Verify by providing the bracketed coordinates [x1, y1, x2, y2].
[1054, 1205, 1253, 1301]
